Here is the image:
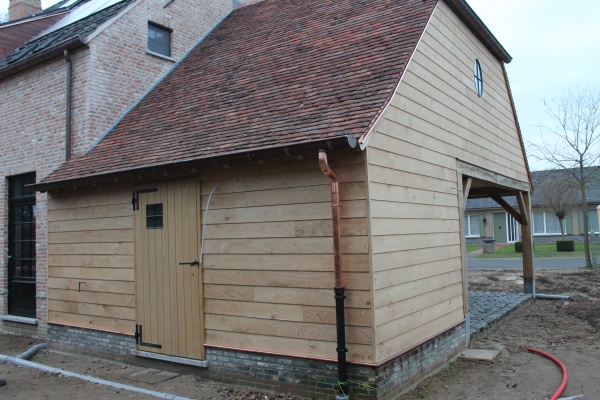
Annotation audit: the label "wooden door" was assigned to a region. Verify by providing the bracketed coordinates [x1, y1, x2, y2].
[134, 178, 204, 359]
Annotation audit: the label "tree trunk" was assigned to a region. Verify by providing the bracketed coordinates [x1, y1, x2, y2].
[581, 166, 592, 267]
[559, 217, 565, 240]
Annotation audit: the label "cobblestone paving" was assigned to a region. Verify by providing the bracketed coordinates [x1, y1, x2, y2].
[468, 291, 531, 337]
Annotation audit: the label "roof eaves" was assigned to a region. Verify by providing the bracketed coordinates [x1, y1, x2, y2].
[31, 135, 360, 192]
[0, 35, 87, 80]
[443, 0, 512, 63]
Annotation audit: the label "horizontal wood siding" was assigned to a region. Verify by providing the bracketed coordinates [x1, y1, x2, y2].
[368, 2, 529, 362]
[47, 185, 135, 334]
[200, 151, 374, 363]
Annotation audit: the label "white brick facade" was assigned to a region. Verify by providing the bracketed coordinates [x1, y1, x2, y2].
[0, 0, 232, 337]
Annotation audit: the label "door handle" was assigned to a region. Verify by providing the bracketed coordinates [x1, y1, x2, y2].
[179, 260, 199, 266]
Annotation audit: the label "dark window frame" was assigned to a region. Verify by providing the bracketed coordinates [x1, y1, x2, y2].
[474, 59, 484, 97]
[146, 203, 164, 229]
[148, 22, 172, 57]
[7, 173, 37, 318]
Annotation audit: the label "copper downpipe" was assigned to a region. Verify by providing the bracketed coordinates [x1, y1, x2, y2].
[319, 150, 344, 288]
[319, 149, 349, 398]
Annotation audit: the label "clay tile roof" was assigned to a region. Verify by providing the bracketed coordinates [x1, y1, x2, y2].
[39, 0, 439, 188]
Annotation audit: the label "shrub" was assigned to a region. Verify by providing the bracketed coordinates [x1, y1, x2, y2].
[556, 240, 575, 252]
[515, 241, 523, 252]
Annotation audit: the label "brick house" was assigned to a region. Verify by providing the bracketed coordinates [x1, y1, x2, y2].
[0, 0, 235, 336]
[31, 0, 533, 398]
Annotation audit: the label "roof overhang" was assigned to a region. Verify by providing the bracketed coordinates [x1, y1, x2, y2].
[31, 135, 360, 192]
[0, 34, 87, 81]
[444, 0, 512, 63]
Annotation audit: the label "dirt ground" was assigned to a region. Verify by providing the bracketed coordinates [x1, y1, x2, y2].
[1, 269, 599, 400]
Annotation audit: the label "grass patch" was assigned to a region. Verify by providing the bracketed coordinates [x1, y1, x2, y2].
[466, 244, 483, 253]
[476, 242, 587, 258]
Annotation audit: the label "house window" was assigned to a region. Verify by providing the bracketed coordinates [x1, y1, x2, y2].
[465, 214, 480, 237]
[8, 173, 37, 318]
[146, 203, 163, 229]
[587, 209, 599, 234]
[474, 59, 483, 97]
[533, 212, 565, 235]
[148, 23, 171, 57]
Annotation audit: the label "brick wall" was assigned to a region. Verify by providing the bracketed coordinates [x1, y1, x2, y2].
[48, 324, 135, 357]
[0, 0, 232, 338]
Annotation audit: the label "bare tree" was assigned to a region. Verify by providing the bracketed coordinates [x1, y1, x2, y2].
[537, 178, 580, 239]
[0, 11, 8, 24]
[529, 86, 600, 267]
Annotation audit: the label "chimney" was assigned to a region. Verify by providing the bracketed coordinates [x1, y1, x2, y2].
[9, 0, 42, 21]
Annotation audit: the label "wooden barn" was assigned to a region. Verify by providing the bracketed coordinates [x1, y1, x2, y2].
[32, 0, 533, 398]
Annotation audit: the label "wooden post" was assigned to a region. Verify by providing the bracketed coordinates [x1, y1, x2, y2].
[518, 191, 534, 294]
[457, 172, 469, 314]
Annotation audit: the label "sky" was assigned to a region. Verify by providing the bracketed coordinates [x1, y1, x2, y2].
[2, 0, 599, 171]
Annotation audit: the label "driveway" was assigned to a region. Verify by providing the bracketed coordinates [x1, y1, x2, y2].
[467, 257, 588, 269]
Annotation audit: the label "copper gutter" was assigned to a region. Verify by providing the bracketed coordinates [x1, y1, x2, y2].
[319, 149, 348, 398]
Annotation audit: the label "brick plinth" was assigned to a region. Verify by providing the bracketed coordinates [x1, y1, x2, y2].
[48, 324, 135, 357]
[206, 323, 467, 400]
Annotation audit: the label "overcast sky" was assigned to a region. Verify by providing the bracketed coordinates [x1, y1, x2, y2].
[2, 0, 600, 171]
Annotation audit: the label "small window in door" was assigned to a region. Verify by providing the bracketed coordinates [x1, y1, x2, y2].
[146, 204, 163, 229]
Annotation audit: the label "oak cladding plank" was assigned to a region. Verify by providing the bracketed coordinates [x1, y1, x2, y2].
[373, 257, 461, 291]
[204, 285, 371, 309]
[202, 182, 366, 209]
[48, 242, 134, 256]
[205, 314, 372, 345]
[48, 216, 133, 233]
[202, 254, 370, 272]
[48, 254, 134, 269]
[48, 187, 132, 211]
[371, 232, 459, 254]
[49, 300, 136, 320]
[205, 299, 304, 321]
[205, 330, 373, 364]
[372, 245, 461, 272]
[49, 288, 135, 307]
[204, 200, 367, 224]
[202, 218, 368, 239]
[374, 270, 463, 307]
[203, 236, 368, 255]
[49, 267, 134, 281]
[374, 283, 463, 327]
[204, 270, 370, 291]
[48, 278, 134, 295]
[375, 294, 463, 344]
[48, 229, 133, 244]
[48, 311, 134, 334]
[302, 306, 372, 327]
[368, 181, 458, 207]
[370, 218, 459, 237]
[201, 160, 365, 194]
[47, 203, 132, 222]
[376, 309, 464, 361]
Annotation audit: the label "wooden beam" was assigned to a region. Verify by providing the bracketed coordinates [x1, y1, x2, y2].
[456, 172, 469, 315]
[456, 159, 530, 192]
[517, 191, 534, 294]
[516, 192, 529, 226]
[490, 194, 523, 225]
[462, 177, 472, 209]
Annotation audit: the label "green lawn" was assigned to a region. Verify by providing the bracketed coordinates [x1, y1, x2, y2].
[475, 242, 589, 258]
[466, 244, 483, 253]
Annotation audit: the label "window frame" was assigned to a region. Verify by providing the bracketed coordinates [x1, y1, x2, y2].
[532, 211, 566, 235]
[147, 22, 172, 58]
[474, 59, 484, 97]
[465, 214, 481, 238]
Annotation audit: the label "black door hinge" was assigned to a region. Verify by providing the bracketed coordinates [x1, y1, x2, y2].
[132, 188, 158, 211]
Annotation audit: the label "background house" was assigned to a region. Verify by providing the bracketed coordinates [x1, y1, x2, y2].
[0, 0, 233, 336]
[31, 0, 532, 398]
[466, 169, 600, 244]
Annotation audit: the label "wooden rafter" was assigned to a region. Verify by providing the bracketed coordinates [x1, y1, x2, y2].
[490, 194, 523, 225]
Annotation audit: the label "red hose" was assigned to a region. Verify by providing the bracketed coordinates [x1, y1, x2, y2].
[527, 347, 568, 400]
